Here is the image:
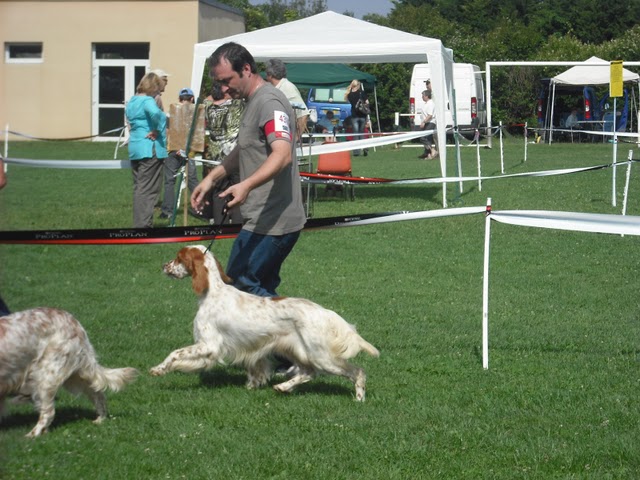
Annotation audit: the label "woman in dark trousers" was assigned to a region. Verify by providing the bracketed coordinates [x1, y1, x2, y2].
[345, 79, 370, 156]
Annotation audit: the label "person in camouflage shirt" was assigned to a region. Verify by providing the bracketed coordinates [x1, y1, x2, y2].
[204, 82, 244, 162]
[202, 82, 245, 223]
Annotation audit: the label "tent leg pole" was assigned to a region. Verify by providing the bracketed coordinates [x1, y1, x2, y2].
[482, 197, 492, 370]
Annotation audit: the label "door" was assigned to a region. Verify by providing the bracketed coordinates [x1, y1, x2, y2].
[92, 43, 149, 140]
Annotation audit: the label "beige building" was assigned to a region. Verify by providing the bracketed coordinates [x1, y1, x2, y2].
[0, 0, 244, 140]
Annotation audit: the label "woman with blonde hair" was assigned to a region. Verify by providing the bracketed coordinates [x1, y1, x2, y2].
[125, 71, 168, 228]
[345, 79, 369, 156]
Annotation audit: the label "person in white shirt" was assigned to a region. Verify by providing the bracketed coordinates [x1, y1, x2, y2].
[265, 59, 310, 140]
[418, 89, 438, 159]
[565, 108, 580, 128]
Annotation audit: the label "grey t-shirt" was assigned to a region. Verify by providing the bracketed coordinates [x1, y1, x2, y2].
[235, 83, 306, 235]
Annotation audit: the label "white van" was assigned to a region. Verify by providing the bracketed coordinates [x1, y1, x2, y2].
[410, 63, 486, 135]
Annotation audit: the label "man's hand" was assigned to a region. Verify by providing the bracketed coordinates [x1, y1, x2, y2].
[190, 176, 215, 212]
[219, 181, 251, 209]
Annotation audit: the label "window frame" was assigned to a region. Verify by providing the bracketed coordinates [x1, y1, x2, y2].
[5, 42, 44, 64]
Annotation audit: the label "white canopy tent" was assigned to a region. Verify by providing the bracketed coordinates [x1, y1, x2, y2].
[191, 11, 456, 207]
[548, 56, 640, 143]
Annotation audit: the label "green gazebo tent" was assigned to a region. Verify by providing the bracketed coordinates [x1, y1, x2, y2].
[283, 63, 376, 88]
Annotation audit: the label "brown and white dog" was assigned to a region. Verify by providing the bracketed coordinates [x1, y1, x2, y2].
[0, 308, 138, 437]
[150, 246, 379, 401]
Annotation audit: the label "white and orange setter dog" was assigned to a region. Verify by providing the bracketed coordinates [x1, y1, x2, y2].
[0, 308, 138, 437]
[151, 246, 379, 401]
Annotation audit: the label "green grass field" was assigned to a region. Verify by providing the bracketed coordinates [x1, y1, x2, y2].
[1, 136, 640, 478]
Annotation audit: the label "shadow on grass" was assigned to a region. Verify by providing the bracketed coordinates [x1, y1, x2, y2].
[197, 369, 247, 388]
[1, 405, 99, 434]
[195, 369, 355, 399]
[293, 381, 353, 398]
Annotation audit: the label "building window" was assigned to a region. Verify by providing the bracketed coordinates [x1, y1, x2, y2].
[95, 43, 149, 60]
[5, 42, 43, 63]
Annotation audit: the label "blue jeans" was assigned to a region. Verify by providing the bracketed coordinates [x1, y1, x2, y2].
[351, 117, 368, 155]
[226, 229, 301, 297]
[0, 294, 10, 316]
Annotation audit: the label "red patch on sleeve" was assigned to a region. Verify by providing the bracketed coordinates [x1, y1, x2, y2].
[263, 111, 292, 141]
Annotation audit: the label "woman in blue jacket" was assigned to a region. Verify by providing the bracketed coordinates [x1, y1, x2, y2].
[125, 72, 167, 228]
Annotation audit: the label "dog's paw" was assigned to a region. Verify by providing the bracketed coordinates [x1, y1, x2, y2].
[272, 382, 294, 394]
[149, 366, 165, 377]
[25, 428, 47, 438]
[246, 376, 269, 390]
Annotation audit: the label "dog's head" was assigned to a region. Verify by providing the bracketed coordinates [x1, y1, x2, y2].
[163, 246, 232, 295]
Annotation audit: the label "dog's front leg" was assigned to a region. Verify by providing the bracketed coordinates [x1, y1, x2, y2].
[149, 343, 219, 376]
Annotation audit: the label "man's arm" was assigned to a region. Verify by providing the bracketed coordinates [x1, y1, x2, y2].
[296, 114, 309, 140]
[420, 111, 434, 129]
[190, 146, 239, 211]
[219, 139, 292, 209]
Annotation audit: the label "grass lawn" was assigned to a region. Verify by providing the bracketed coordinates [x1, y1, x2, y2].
[1, 136, 640, 478]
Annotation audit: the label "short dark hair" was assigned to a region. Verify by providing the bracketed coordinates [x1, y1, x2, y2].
[265, 59, 287, 80]
[210, 81, 224, 101]
[208, 42, 257, 76]
[422, 89, 432, 98]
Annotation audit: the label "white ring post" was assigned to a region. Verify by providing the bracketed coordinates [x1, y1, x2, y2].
[622, 150, 633, 218]
[482, 197, 492, 370]
[476, 140, 482, 192]
[524, 122, 528, 162]
[499, 122, 504, 174]
[612, 97, 618, 207]
[4, 124, 8, 158]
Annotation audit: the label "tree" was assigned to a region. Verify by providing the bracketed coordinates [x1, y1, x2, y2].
[212, 0, 640, 128]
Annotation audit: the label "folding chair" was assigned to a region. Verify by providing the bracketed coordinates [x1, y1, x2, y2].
[316, 150, 355, 200]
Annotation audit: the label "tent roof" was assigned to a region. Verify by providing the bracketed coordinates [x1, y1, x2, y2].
[193, 11, 449, 65]
[283, 63, 376, 88]
[552, 56, 640, 86]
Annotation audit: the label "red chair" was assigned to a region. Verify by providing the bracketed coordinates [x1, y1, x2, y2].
[316, 150, 355, 200]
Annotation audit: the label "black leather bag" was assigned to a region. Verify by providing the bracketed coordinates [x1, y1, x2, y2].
[355, 98, 370, 116]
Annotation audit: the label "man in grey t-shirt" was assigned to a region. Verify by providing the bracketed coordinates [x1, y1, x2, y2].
[191, 42, 305, 297]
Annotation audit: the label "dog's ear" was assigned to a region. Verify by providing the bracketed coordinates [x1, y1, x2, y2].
[214, 257, 234, 285]
[178, 248, 209, 295]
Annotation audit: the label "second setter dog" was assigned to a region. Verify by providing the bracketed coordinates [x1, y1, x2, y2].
[150, 246, 379, 401]
[0, 308, 138, 437]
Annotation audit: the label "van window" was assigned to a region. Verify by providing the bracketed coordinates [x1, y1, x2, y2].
[311, 87, 348, 103]
[307, 86, 354, 125]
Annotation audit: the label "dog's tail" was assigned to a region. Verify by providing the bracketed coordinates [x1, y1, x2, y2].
[334, 321, 380, 359]
[357, 337, 380, 358]
[90, 366, 138, 392]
